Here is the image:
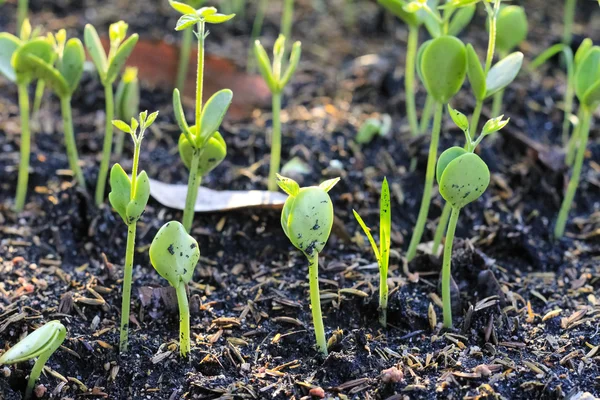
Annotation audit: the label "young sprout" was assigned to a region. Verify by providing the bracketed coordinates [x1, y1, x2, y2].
[355, 114, 392, 145]
[149, 221, 200, 357]
[84, 21, 139, 205]
[109, 110, 157, 352]
[554, 45, 600, 238]
[0, 320, 66, 400]
[173, 0, 205, 90]
[353, 178, 391, 327]
[278, 174, 339, 355]
[169, 1, 235, 232]
[405, 35, 467, 262]
[114, 67, 140, 160]
[254, 35, 302, 192]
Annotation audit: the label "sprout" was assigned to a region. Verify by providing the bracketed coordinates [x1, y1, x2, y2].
[170, 1, 235, 232]
[555, 44, 600, 238]
[173, 0, 206, 90]
[0, 321, 66, 399]
[149, 221, 200, 357]
[353, 178, 391, 327]
[114, 67, 140, 160]
[405, 35, 467, 262]
[254, 35, 302, 191]
[109, 111, 157, 352]
[355, 115, 392, 145]
[278, 174, 339, 355]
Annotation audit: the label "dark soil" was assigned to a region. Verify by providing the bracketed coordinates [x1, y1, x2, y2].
[1, 0, 600, 399]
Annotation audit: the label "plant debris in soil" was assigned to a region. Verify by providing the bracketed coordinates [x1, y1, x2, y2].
[1, 0, 600, 399]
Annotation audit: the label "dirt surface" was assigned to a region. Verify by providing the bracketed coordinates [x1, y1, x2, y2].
[1, 0, 600, 399]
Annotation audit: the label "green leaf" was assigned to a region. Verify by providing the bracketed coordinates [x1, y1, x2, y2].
[149, 221, 200, 287]
[112, 119, 131, 133]
[495, 5, 528, 55]
[196, 6, 217, 17]
[109, 21, 128, 47]
[582, 80, 600, 108]
[130, 117, 139, 133]
[416, 39, 432, 83]
[169, 0, 197, 15]
[126, 171, 150, 223]
[204, 12, 235, 24]
[176, 13, 201, 31]
[420, 36, 467, 103]
[12, 38, 55, 85]
[172, 89, 192, 143]
[59, 38, 85, 95]
[0, 321, 66, 365]
[276, 174, 300, 196]
[108, 163, 131, 223]
[105, 34, 138, 84]
[145, 111, 159, 129]
[0, 33, 21, 82]
[197, 89, 233, 147]
[481, 115, 510, 136]
[319, 177, 340, 193]
[448, 5, 475, 36]
[439, 152, 490, 209]
[403, 2, 423, 13]
[115, 67, 140, 121]
[179, 128, 227, 176]
[436, 146, 467, 184]
[447, 105, 469, 132]
[356, 118, 382, 144]
[466, 44, 486, 101]
[279, 41, 302, 90]
[485, 52, 523, 98]
[353, 209, 380, 260]
[575, 47, 600, 105]
[19, 18, 32, 41]
[379, 177, 391, 264]
[18, 54, 69, 98]
[377, 0, 419, 26]
[575, 38, 593, 66]
[254, 40, 277, 93]
[84, 24, 108, 79]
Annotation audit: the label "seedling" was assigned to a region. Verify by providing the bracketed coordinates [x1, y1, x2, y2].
[405, 35, 467, 262]
[254, 35, 302, 191]
[353, 178, 391, 327]
[149, 221, 200, 357]
[173, 0, 205, 90]
[0, 320, 66, 399]
[278, 174, 339, 355]
[355, 114, 392, 145]
[84, 21, 138, 205]
[109, 111, 157, 352]
[114, 67, 140, 160]
[169, 1, 235, 232]
[554, 44, 600, 238]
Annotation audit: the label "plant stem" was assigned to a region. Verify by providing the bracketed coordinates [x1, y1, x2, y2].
[95, 84, 114, 205]
[562, 0, 576, 45]
[491, 88, 504, 117]
[17, 0, 28, 35]
[566, 106, 583, 167]
[60, 96, 86, 189]
[562, 79, 575, 147]
[308, 251, 327, 355]
[15, 83, 31, 212]
[175, 282, 191, 357]
[406, 24, 419, 137]
[470, 100, 483, 138]
[420, 94, 434, 134]
[247, 0, 268, 73]
[25, 346, 58, 400]
[555, 106, 591, 238]
[119, 222, 136, 352]
[406, 102, 443, 262]
[182, 151, 202, 232]
[268, 92, 282, 192]
[432, 202, 451, 256]
[196, 21, 206, 128]
[484, 0, 499, 75]
[442, 207, 460, 328]
[32, 80, 45, 118]
[176, 28, 193, 90]
[379, 263, 388, 328]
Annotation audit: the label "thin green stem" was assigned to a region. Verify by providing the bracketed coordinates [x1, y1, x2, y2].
[175, 282, 191, 357]
[566, 105, 584, 167]
[442, 207, 460, 328]
[406, 24, 419, 137]
[32, 80, 45, 117]
[555, 107, 591, 238]
[182, 151, 202, 232]
[60, 96, 86, 189]
[268, 93, 282, 192]
[15, 83, 31, 212]
[195, 21, 206, 128]
[484, 0, 500, 74]
[25, 344, 60, 400]
[563, 0, 576, 45]
[95, 84, 114, 205]
[308, 251, 327, 355]
[432, 202, 451, 255]
[420, 94, 434, 134]
[247, 0, 268, 73]
[379, 262, 388, 328]
[491, 89, 504, 117]
[470, 100, 483, 139]
[119, 222, 136, 352]
[562, 80, 575, 146]
[406, 102, 443, 262]
[17, 0, 28, 35]
[176, 28, 193, 90]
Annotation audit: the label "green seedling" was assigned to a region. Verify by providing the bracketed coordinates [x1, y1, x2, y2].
[174, 0, 205, 90]
[254, 35, 302, 191]
[278, 174, 339, 355]
[149, 221, 200, 357]
[84, 21, 139, 206]
[353, 178, 391, 327]
[555, 44, 600, 238]
[0, 320, 66, 399]
[114, 67, 140, 160]
[355, 114, 392, 145]
[170, 1, 234, 233]
[109, 111, 157, 352]
[405, 35, 467, 262]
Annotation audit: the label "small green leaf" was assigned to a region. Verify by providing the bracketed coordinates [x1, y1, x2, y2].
[356, 118, 382, 144]
[575, 38, 593, 66]
[84, 24, 108, 78]
[448, 5, 475, 36]
[485, 52, 524, 98]
[495, 5, 528, 55]
[582, 80, 600, 108]
[196, 6, 217, 17]
[276, 174, 300, 196]
[481, 115, 510, 136]
[145, 111, 159, 129]
[420, 36, 467, 103]
[379, 177, 391, 263]
[130, 117, 139, 133]
[0, 321, 66, 364]
[436, 146, 467, 184]
[176, 13, 201, 31]
[416, 39, 432, 83]
[172, 89, 192, 143]
[204, 13, 235, 24]
[179, 129, 227, 176]
[254, 40, 277, 93]
[319, 178, 340, 193]
[108, 163, 131, 223]
[149, 221, 200, 287]
[439, 152, 490, 209]
[403, 2, 423, 13]
[378, 0, 419, 26]
[105, 34, 138, 84]
[126, 171, 150, 223]
[12, 38, 55, 85]
[279, 41, 302, 90]
[353, 210, 380, 260]
[109, 21, 128, 47]
[115, 67, 139, 122]
[0, 33, 21, 82]
[169, 0, 197, 15]
[17, 54, 69, 98]
[447, 105, 469, 132]
[466, 44, 486, 101]
[112, 119, 131, 133]
[59, 38, 85, 95]
[575, 47, 600, 106]
[197, 89, 233, 147]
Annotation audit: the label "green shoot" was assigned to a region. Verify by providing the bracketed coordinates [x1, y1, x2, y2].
[17, 0, 28, 35]
[84, 21, 139, 206]
[254, 35, 302, 191]
[173, 0, 205, 90]
[170, 1, 235, 232]
[109, 111, 157, 353]
[277, 174, 339, 355]
[555, 44, 600, 238]
[149, 221, 200, 357]
[563, 0, 576, 45]
[355, 114, 392, 145]
[353, 178, 391, 327]
[0, 320, 66, 399]
[114, 67, 140, 160]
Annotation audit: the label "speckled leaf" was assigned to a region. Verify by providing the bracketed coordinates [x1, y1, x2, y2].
[439, 152, 490, 209]
[420, 36, 467, 103]
[277, 174, 300, 197]
[0, 321, 66, 364]
[436, 146, 467, 184]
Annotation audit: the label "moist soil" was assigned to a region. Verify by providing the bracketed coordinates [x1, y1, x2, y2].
[1, 0, 600, 399]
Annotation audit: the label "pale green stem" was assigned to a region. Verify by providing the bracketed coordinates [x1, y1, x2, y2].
[491, 89, 504, 118]
[432, 202, 451, 255]
[247, 0, 268, 73]
[176, 28, 193, 90]
[555, 107, 591, 238]
[15, 83, 31, 212]
[32, 80, 45, 117]
[406, 24, 419, 137]
[60, 96, 86, 189]
[182, 151, 202, 233]
[470, 100, 483, 138]
[268, 93, 282, 192]
[119, 222, 136, 352]
[175, 282, 191, 357]
[24, 343, 60, 400]
[17, 0, 28, 35]
[308, 251, 327, 355]
[442, 207, 460, 328]
[566, 105, 584, 166]
[562, 80, 575, 146]
[484, 1, 499, 75]
[95, 84, 114, 205]
[195, 21, 206, 129]
[379, 262, 388, 328]
[406, 102, 443, 262]
[563, 0, 576, 45]
[420, 94, 434, 134]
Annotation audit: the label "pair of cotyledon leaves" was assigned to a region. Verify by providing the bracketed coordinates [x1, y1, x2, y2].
[254, 35, 302, 95]
[169, 0, 235, 31]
